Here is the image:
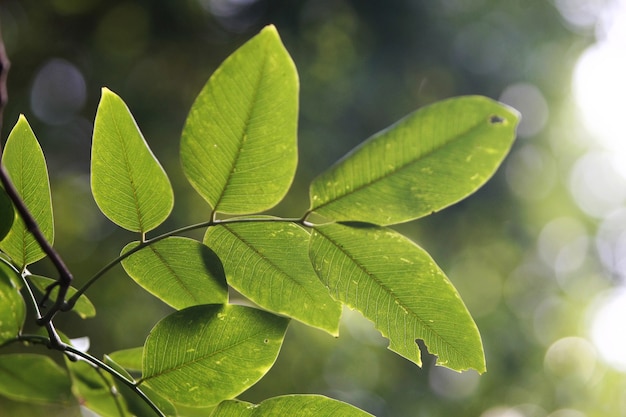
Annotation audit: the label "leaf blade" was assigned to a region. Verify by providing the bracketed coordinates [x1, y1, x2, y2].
[211, 395, 374, 417]
[28, 275, 96, 319]
[309, 96, 519, 225]
[0, 263, 25, 345]
[142, 304, 288, 407]
[204, 220, 341, 335]
[121, 237, 228, 310]
[91, 88, 174, 233]
[0, 186, 14, 242]
[309, 223, 485, 373]
[0, 115, 54, 268]
[181, 25, 298, 214]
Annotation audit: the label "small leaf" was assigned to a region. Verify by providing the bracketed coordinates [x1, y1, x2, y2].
[309, 223, 485, 373]
[29, 275, 96, 319]
[107, 347, 143, 373]
[91, 88, 174, 233]
[204, 220, 341, 335]
[121, 237, 228, 310]
[181, 25, 298, 214]
[0, 186, 14, 242]
[0, 354, 73, 405]
[211, 395, 374, 417]
[0, 263, 25, 345]
[309, 96, 519, 225]
[0, 115, 54, 268]
[104, 355, 177, 417]
[141, 304, 288, 407]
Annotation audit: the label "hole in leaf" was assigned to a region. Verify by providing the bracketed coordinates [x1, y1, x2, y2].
[489, 114, 505, 124]
[263, 339, 269, 344]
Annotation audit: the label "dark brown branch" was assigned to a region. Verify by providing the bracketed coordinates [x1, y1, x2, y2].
[0, 23, 73, 326]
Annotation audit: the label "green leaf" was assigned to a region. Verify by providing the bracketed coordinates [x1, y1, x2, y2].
[0, 353, 73, 405]
[0, 186, 14, 242]
[121, 237, 228, 310]
[91, 88, 174, 233]
[309, 96, 519, 225]
[29, 275, 96, 319]
[141, 304, 289, 407]
[65, 357, 125, 417]
[204, 220, 341, 335]
[107, 347, 143, 373]
[181, 25, 298, 214]
[103, 355, 177, 417]
[211, 395, 374, 417]
[0, 263, 25, 345]
[309, 223, 485, 373]
[0, 115, 54, 268]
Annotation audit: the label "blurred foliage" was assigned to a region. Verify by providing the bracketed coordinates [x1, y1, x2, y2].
[1, 0, 625, 416]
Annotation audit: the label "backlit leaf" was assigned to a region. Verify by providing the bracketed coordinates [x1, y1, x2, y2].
[122, 237, 228, 309]
[204, 220, 341, 335]
[141, 304, 288, 407]
[107, 347, 143, 373]
[211, 395, 374, 417]
[309, 96, 519, 225]
[0, 115, 54, 268]
[0, 354, 73, 405]
[309, 223, 485, 373]
[0, 263, 25, 345]
[29, 275, 95, 319]
[181, 25, 298, 214]
[91, 88, 173, 233]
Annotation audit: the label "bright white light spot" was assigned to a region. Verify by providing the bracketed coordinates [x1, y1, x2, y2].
[499, 83, 549, 138]
[544, 337, 597, 382]
[589, 287, 626, 372]
[480, 407, 525, 417]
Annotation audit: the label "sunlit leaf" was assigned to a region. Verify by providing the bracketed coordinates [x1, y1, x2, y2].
[204, 220, 341, 335]
[141, 304, 288, 407]
[65, 357, 125, 417]
[181, 25, 298, 214]
[122, 237, 228, 310]
[0, 354, 73, 405]
[0, 186, 14, 242]
[91, 88, 174, 233]
[309, 96, 519, 225]
[0, 263, 25, 345]
[0, 115, 54, 268]
[107, 347, 143, 373]
[29, 275, 95, 319]
[309, 223, 485, 373]
[211, 395, 374, 417]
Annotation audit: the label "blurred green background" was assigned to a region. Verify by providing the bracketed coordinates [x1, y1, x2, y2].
[1, 0, 626, 416]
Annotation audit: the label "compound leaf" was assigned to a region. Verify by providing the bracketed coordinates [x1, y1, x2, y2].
[0, 115, 54, 268]
[91, 88, 173, 233]
[0, 263, 25, 345]
[309, 96, 519, 225]
[141, 304, 288, 407]
[211, 395, 374, 417]
[309, 223, 485, 373]
[0, 354, 73, 405]
[181, 25, 298, 215]
[204, 220, 341, 335]
[121, 237, 228, 310]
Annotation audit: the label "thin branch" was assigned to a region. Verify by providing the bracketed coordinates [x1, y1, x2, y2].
[0, 26, 73, 326]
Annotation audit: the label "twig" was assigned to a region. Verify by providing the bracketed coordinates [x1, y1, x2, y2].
[0, 24, 73, 325]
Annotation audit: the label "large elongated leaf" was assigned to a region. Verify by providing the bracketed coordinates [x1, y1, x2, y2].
[91, 88, 173, 233]
[0, 116, 54, 268]
[141, 304, 288, 407]
[309, 223, 485, 373]
[181, 25, 298, 214]
[211, 395, 374, 417]
[204, 220, 341, 335]
[0, 263, 25, 345]
[121, 237, 228, 310]
[0, 186, 14, 242]
[0, 354, 73, 405]
[309, 96, 519, 225]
